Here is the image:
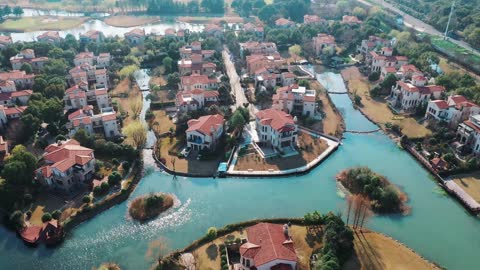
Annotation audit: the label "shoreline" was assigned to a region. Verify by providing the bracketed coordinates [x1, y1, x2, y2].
[102, 15, 161, 28]
[0, 16, 88, 32]
[154, 218, 441, 270]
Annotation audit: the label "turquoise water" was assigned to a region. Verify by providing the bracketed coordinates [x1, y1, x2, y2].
[1, 72, 479, 269]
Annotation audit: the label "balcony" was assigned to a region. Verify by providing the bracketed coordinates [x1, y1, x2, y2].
[188, 137, 204, 144]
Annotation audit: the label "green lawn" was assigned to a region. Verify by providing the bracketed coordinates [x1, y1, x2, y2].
[0, 16, 86, 32]
[431, 38, 480, 64]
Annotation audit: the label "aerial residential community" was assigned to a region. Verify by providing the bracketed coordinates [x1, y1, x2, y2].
[0, 0, 479, 270]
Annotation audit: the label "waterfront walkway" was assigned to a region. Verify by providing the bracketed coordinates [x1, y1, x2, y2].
[445, 180, 480, 212]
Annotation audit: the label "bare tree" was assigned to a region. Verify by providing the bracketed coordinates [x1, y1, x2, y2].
[129, 96, 142, 120]
[345, 195, 354, 226]
[124, 120, 147, 149]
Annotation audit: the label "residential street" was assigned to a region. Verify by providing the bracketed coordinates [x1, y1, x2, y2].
[356, 0, 480, 56]
[222, 47, 258, 119]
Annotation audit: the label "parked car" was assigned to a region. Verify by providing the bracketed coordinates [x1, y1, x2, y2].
[180, 146, 191, 157]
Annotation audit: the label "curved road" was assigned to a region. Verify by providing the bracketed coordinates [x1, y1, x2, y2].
[356, 0, 479, 56]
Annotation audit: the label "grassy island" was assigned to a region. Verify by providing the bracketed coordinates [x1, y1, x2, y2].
[337, 167, 409, 214]
[128, 193, 174, 221]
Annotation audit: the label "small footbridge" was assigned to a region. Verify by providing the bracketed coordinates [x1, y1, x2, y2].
[344, 128, 382, 134]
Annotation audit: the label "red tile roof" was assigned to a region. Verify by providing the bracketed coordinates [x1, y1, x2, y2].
[431, 100, 449, 110]
[37, 31, 60, 40]
[4, 106, 27, 116]
[275, 18, 294, 26]
[125, 28, 145, 37]
[101, 113, 117, 122]
[0, 70, 35, 81]
[256, 108, 296, 132]
[240, 223, 297, 267]
[187, 114, 224, 136]
[43, 139, 94, 173]
[342, 15, 362, 24]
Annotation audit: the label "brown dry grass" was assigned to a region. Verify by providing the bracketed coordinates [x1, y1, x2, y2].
[290, 225, 323, 270]
[438, 57, 480, 82]
[311, 81, 344, 136]
[341, 67, 431, 139]
[151, 110, 175, 134]
[451, 172, 480, 203]
[111, 78, 142, 144]
[344, 230, 439, 270]
[234, 132, 328, 171]
[103, 15, 160, 27]
[193, 230, 245, 270]
[128, 193, 174, 221]
[177, 16, 244, 24]
[157, 137, 222, 175]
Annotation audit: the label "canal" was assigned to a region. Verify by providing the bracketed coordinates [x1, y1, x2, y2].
[0, 71, 479, 270]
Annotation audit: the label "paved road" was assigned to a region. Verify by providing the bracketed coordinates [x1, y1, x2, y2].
[222, 47, 258, 119]
[357, 0, 480, 56]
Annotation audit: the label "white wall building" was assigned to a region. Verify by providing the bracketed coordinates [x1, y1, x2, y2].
[186, 114, 224, 151]
[272, 85, 316, 117]
[256, 108, 298, 150]
[389, 77, 445, 112]
[425, 95, 480, 127]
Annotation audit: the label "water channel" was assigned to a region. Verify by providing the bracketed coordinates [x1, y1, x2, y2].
[0, 72, 479, 269]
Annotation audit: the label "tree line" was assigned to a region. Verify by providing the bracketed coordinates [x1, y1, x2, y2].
[146, 0, 225, 15]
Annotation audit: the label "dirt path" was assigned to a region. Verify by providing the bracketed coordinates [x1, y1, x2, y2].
[311, 81, 345, 136]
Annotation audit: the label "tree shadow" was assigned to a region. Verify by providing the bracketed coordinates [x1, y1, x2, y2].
[353, 231, 385, 270]
[206, 243, 218, 261]
[305, 226, 323, 248]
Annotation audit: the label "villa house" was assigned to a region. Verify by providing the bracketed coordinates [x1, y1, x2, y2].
[67, 107, 120, 139]
[246, 54, 285, 75]
[275, 18, 295, 28]
[0, 105, 28, 124]
[256, 108, 298, 150]
[357, 36, 390, 56]
[369, 47, 408, 73]
[272, 84, 316, 117]
[10, 49, 48, 71]
[204, 24, 223, 38]
[457, 114, 480, 155]
[96, 53, 111, 68]
[164, 28, 177, 38]
[313, 34, 336, 56]
[389, 77, 445, 112]
[176, 88, 219, 112]
[74, 52, 95, 66]
[64, 84, 111, 110]
[425, 95, 480, 127]
[179, 41, 215, 60]
[0, 35, 12, 49]
[178, 53, 216, 76]
[69, 63, 109, 89]
[304, 14, 326, 25]
[37, 31, 61, 44]
[239, 41, 278, 57]
[243, 23, 264, 39]
[186, 114, 224, 151]
[0, 136, 8, 163]
[0, 70, 35, 89]
[124, 28, 146, 45]
[35, 139, 96, 192]
[342, 15, 362, 25]
[180, 74, 218, 91]
[238, 223, 297, 270]
[20, 219, 64, 245]
[80, 30, 105, 43]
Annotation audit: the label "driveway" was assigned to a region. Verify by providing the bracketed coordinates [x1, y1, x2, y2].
[222, 47, 258, 119]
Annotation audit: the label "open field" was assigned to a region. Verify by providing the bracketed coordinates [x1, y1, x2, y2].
[0, 0, 118, 13]
[451, 172, 480, 203]
[345, 230, 440, 270]
[103, 15, 160, 27]
[150, 109, 175, 134]
[311, 80, 344, 136]
[111, 78, 142, 145]
[341, 67, 431, 138]
[234, 132, 329, 171]
[0, 16, 86, 32]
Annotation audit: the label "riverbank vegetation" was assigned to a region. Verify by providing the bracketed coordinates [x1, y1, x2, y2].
[103, 15, 160, 27]
[337, 167, 409, 214]
[128, 193, 173, 221]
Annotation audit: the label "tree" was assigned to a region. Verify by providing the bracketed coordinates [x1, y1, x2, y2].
[258, 5, 277, 25]
[13, 6, 23, 17]
[167, 72, 180, 88]
[73, 128, 96, 148]
[52, 210, 62, 220]
[43, 59, 68, 77]
[352, 7, 367, 20]
[381, 73, 397, 90]
[20, 113, 41, 139]
[9, 210, 24, 230]
[206, 227, 217, 240]
[20, 63, 33, 74]
[123, 120, 147, 149]
[108, 171, 122, 185]
[162, 56, 173, 74]
[288, 44, 302, 63]
[2, 145, 37, 186]
[229, 110, 247, 132]
[3, 5, 12, 16]
[129, 97, 142, 120]
[42, 212, 52, 223]
[82, 195, 91, 204]
[118, 64, 139, 80]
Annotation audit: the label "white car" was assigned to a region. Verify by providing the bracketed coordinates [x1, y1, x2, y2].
[180, 147, 191, 157]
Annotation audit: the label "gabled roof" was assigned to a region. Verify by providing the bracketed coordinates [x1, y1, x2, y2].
[240, 223, 297, 267]
[275, 18, 294, 26]
[256, 108, 296, 132]
[430, 100, 449, 110]
[42, 139, 94, 172]
[186, 114, 224, 136]
[125, 28, 145, 37]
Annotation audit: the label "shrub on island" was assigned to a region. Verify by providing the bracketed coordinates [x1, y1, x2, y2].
[129, 193, 174, 221]
[337, 167, 408, 214]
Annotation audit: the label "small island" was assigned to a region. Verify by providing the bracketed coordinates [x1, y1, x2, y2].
[128, 193, 174, 221]
[337, 167, 409, 214]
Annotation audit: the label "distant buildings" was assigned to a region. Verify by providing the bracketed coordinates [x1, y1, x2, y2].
[37, 31, 61, 44]
[176, 88, 219, 112]
[369, 47, 408, 73]
[179, 41, 215, 60]
[0, 70, 35, 89]
[272, 85, 316, 117]
[304, 14, 325, 25]
[80, 30, 105, 43]
[74, 52, 111, 68]
[246, 54, 285, 75]
[243, 23, 264, 39]
[203, 24, 223, 38]
[357, 36, 390, 56]
[67, 107, 120, 139]
[275, 18, 295, 28]
[10, 49, 48, 71]
[64, 84, 110, 110]
[36, 139, 96, 192]
[186, 114, 224, 151]
[256, 108, 298, 151]
[239, 223, 297, 270]
[313, 34, 336, 56]
[240, 41, 278, 57]
[177, 42, 217, 76]
[124, 28, 146, 45]
[69, 63, 109, 89]
[0, 35, 12, 50]
[342, 15, 362, 25]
